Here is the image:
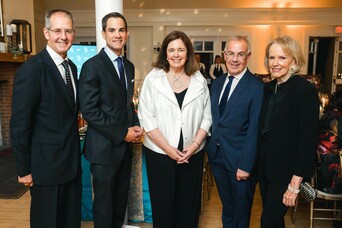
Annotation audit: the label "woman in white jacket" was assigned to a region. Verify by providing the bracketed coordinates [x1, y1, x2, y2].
[138, 30, 212, 228]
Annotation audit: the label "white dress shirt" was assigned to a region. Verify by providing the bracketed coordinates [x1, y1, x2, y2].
[46, 45, 76, 99]
[219, 67, 247, 102]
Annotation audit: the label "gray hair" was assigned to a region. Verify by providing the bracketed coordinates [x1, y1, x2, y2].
[45, 9, 75, 29]
[224, 36, 251, 54]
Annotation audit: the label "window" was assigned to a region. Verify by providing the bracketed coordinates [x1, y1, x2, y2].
[194, 41, 214, 52]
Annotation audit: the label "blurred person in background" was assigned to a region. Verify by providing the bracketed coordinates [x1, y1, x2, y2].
[316, 90, 342, 194]
[209, 54, 227, 80]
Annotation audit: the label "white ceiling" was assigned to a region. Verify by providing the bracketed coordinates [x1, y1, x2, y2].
[40, 0, 342, 11]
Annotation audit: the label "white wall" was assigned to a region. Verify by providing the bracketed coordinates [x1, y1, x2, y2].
[70, 8, 342, 83]
[3, 3, 342, 80]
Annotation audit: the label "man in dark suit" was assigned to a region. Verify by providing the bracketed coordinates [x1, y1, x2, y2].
[78, 12, 143, 228]
[206, 36, 264, 228]
[10, 9, 81, 228]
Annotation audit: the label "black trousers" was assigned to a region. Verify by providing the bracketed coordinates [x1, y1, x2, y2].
[30, 171, 82, 228]
[259, 178, 288, 228]
[144, 146, 204, 228]
[91, 148, 132, 228]
[258, 141, 288, 228]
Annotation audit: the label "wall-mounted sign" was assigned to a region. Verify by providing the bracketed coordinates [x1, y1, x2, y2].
[335, 26, 342, 34]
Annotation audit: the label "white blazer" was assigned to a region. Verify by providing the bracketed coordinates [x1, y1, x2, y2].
[138, 68, 212, 155]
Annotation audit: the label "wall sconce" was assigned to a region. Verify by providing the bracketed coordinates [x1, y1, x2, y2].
[10, 19, 32, 54]
[153, 42, 161, 54]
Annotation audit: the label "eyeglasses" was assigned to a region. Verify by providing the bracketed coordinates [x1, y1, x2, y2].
[224, 51, 249, 60]
[47, 28, 75, 36]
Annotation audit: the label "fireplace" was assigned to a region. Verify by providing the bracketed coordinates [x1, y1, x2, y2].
[0, 53, 29, 146]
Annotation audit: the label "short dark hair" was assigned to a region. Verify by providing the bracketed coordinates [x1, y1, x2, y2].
[153, 30, 198, 76]
[45, 9, 75, 29]
[101, 12, 128, 32]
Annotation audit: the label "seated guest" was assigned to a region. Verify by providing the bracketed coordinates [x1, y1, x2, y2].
[317, 90, 342, 194]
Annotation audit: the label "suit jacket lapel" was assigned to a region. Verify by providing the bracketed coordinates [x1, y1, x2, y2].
[212, 73, 227, 118]
[152, 71, 179, 106]
[124, 58, 134, 107]
[69, 60, 78, 113]
[182, 72, 206, 108]
[70, 62, 77, 85]
[221, 71, 251, 118]
[99, 50, 127, 104]
[42, 49, 75, 111]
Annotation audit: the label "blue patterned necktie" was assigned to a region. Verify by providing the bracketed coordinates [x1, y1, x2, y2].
[219, 76, 234, 116]
[61, 60, 75, 109]
[116, 57, 127, 102]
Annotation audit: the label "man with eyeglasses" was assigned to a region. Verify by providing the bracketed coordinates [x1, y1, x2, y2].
[10, 9, 81, 228]
[206, 36, 264, 228]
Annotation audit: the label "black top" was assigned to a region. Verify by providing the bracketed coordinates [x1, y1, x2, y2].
[261, 84, 280, 140]
[175, 88, 188, 151]
[214, 65, 223, 77]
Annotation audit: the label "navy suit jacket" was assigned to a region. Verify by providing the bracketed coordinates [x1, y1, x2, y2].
[207, 69, 264, 173]
[10, 48, 80, 185]
[79, 49, 138, 165]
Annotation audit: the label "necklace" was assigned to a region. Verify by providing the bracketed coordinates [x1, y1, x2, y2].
[170, 69, 184, 89]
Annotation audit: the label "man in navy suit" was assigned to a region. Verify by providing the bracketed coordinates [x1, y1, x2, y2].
[78, 12, 143, 228]
[10, 9, 81, 228]
[206, 36, 264, 228]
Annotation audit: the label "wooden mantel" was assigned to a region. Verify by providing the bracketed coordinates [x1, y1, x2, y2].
[0, 53, 31, 63]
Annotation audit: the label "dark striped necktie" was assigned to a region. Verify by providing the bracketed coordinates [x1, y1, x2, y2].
[61, 60, 75, 109]
[219, 76, 234, 116]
